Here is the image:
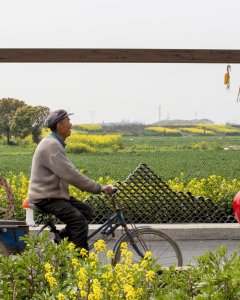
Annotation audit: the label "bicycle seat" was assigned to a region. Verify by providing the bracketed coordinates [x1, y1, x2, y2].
[28, 203, 46, 214]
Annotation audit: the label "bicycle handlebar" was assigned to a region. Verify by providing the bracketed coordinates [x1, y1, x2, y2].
[103, 185, 119, 209]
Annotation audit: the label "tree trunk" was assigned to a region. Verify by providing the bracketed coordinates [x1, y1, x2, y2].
[6, 129, 10, 144]
[32, 126, 41, 144]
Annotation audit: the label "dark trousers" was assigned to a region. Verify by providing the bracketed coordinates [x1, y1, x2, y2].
[37, 197, 92, 250]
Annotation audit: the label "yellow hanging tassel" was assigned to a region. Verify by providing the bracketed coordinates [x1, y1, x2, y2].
[237, 87, 240, 103]
[224, 65, 231, 89]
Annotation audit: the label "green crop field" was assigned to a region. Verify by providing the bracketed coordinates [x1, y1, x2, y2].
[121, 135, 240, 149]
[1, 135, 240, 182]
[71, 150, 240, 181]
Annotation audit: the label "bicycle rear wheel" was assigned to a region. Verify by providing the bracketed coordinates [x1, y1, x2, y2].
[113, 228, 183, 267]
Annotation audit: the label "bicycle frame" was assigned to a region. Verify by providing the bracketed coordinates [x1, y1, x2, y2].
[29, 197, 151, 259]
[88, 208, 129, 249]
[87, 207, 145, 257]
[26, 192, 183, 266]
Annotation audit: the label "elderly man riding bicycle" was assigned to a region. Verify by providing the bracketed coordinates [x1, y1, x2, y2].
[28, 109, 115, 251]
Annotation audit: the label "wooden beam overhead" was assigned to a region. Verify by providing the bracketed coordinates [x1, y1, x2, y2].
[0, 48, 240, 63]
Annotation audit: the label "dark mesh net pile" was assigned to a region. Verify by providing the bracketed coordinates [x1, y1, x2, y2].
[84, 164, 235, 224]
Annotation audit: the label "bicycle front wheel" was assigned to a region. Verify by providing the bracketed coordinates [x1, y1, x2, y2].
[114, 228, 183, 267]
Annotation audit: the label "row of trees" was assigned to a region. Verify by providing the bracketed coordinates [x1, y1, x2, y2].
[0, 98, 50, 144]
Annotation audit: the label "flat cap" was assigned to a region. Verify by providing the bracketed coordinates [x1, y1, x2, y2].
[46, 109, 73, 128]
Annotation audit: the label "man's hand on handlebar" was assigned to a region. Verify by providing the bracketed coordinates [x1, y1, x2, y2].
[101, 185, 117, 196]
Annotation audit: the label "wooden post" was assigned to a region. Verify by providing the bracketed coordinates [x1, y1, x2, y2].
[0, 49, 240, 63]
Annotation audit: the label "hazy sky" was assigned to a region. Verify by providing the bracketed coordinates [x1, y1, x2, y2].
[1, 0, 240, 124]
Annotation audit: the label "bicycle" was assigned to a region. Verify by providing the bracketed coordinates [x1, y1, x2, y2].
[28, 193, 183, 267]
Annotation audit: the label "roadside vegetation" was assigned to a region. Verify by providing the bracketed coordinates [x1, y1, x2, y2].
[1, 233, 240, 299]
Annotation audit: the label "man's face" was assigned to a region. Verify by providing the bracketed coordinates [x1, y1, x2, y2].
[57, 116, 72, 139]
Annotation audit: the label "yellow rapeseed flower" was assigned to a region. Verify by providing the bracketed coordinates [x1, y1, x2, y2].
[102, 271, 114, 282]
[90, 261, 97, 270]
[80, 290, 87, 297]
[80, 248, 88, 257]
[77, 267, 88, 290]
[71, 258, 79, 269]
[111, 283, 119, 292]
[68, 242, 76, 250]
[44, 263, 53, 272]
[136, 287, 143, 297]
[77, 267, 88, 280]
[143, 251, 152, 260]
[88, 279, 103, 300]
[133, 263, 140, 270]
[69, 290, 77, 300]
[98, 176, 104, 184]
[121, 249, 132, 265]
[44, 272, 57, 288]
[57, 293, 65, 300]
[120, 242, 128, 251]
[88, 293, 95, 300]
[140, 259, 149, 269]
[94, 239, 106, 252]
[89, 252, 97, 261]
[124, 284, 135, 300]
[126, 274, 134, 285]
[146, 270, 155, 282]
[115, 263, 121, 273]
[107, 250, 114, 259]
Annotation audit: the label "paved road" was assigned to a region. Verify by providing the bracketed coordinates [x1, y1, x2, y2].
[30, 226, 240, 266]
[177, 239, 240, 265]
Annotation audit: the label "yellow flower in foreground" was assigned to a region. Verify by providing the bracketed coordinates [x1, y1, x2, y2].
[89, 252, 97, 261]
[120, 242, 128, 251]
[136, 287, 143, 297]
[57, 293, 65, 300]
[80, 247, 88, 257]
[107, 250, 114, 259]
[77, 267, 88, 290]
[102, 271, 114, 282]
[88, 294, 95, 300]
[133, 263, 140, 270]
[44, 263, 53, 272]
[124, 284, 135, 300]
[146, 270, 155, 282]
[111, 283, 119, 292]
[122, 250, 132, 265]
[77, 267, 88, 281]
[68, 242, 76, 250]
[126, 274, 134, 285]
[71, 258, 79, 269]
[69, 290, 77, 299]
[90, 261, 97, 270]
[80, 290, 87, 297]
[140, 259, 149, 269]
[44, 272, 57, 288]
[88, 279, 104, 300]
[143, 251, 152, 260]
[94, 239, 106, 252]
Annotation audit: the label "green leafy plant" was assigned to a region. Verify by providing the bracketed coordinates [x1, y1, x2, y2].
[1, 233, 240, 299]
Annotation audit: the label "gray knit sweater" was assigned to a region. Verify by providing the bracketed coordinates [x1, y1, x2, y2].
[28, 134, 101, 203]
